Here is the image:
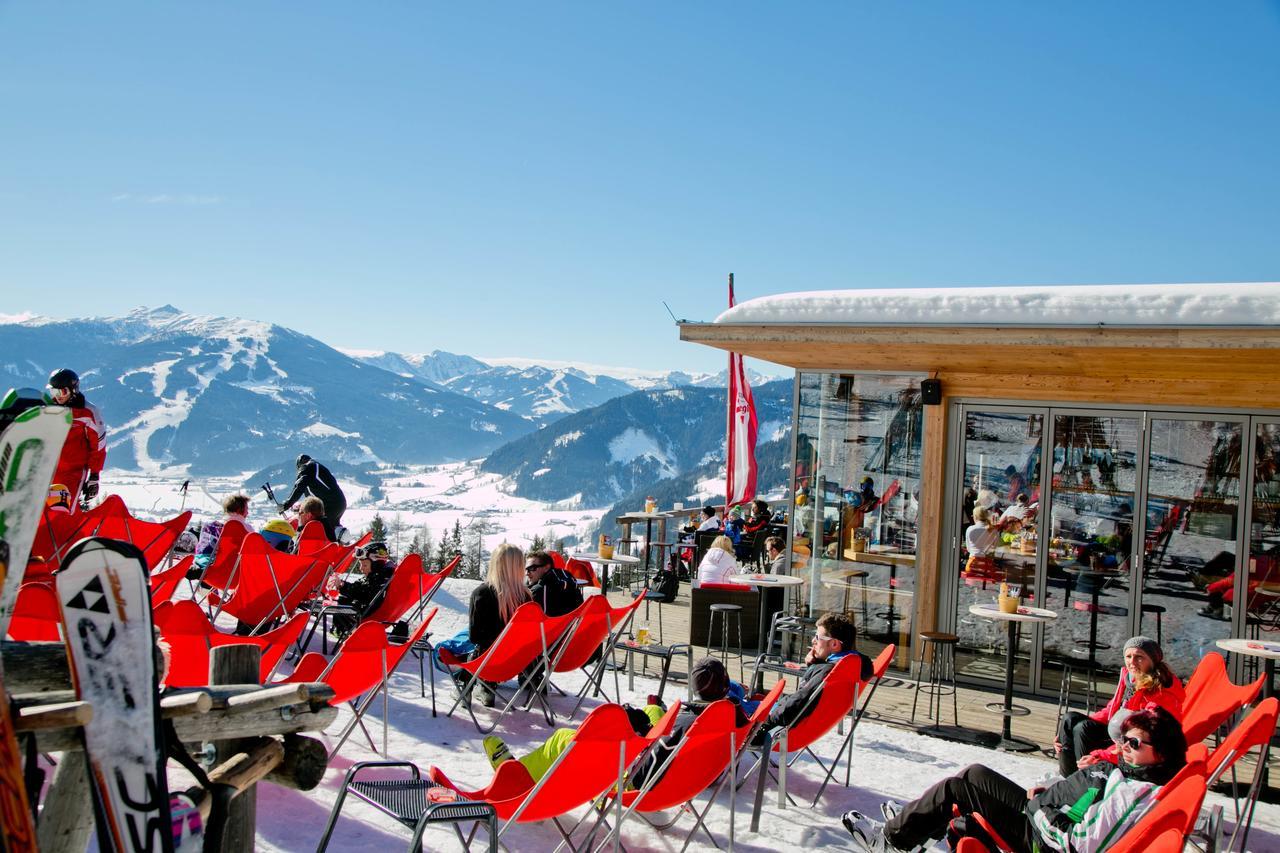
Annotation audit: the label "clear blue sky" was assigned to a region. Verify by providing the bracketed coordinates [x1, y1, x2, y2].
[2, 3, 1278, 374]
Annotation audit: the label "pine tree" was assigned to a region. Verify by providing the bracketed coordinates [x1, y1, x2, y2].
[367, 513, 388, 542]
[530, 534, 546, 554]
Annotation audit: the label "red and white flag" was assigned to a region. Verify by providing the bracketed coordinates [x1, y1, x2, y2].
[726, 274, 758, 508]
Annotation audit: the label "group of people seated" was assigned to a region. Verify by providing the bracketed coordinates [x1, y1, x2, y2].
[684, 498, 786, 584]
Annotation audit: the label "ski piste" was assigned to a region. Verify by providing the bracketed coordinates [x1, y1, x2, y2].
[0, 542, 38, 853]
[0, 406, 71, 637]
[57, 537, 173, 853]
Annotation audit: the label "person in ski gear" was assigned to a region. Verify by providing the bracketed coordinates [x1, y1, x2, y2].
[842, 706, 1188, 853]
[1056, 636, 1183, 776]
[524, 550, 583, 617]
[193, 494, 252, 570]
[696, 505, 723, 532]
[292, 496, 337, 545]
[332, 541, 396, 634]
[760, 612, 872, 733]
[279, 454, 346, 540]
[45, 368, 107, 512]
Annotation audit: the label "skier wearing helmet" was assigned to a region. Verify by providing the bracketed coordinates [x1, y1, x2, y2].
[279, 454, 347, 541]
[43, 369, 106, 512]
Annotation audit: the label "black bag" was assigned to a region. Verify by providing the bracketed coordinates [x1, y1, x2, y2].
[650, 569, 680, 602]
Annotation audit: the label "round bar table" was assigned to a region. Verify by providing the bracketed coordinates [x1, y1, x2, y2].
[728, 572, 805, 659]
[569, 551, 642, 592]
[968, 602, 1058, 752]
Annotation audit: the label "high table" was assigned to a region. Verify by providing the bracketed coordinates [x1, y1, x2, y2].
[969, 602, 1058, 752]
[728, 573, 805, 658]
[1216, 637, 1280, 812]
[617, 510, 680, 583]
[569, 552, 642, 593]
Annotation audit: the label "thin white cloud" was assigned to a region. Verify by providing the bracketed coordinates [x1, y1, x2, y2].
[111, 192, 222, 205]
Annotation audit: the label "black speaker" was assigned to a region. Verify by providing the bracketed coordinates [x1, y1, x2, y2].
[921, 378, 942, 405]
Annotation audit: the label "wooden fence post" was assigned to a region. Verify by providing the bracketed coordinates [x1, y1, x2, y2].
[210, 644, 261, 852]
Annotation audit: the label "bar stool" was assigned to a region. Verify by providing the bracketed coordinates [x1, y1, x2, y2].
[707, 603, 745, 684]
[1054, 653, 1100, 717]
[839, 570, 870, 629]
[1140, 603, 1165, 645]
[911, 631, 959, 727]
[643, 590, 671, 645]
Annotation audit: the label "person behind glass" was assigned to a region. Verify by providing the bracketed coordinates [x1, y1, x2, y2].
[333, 541, 396, 635]
[1056, 636, 1184, 776]
[696, 535, 739, 586]
[525, 550, 582, 617]
[963, 505, 1015, 575]
[765, 535, 787, 575]
[696, 505, 723, 533]
[844, 706, 1188, 853]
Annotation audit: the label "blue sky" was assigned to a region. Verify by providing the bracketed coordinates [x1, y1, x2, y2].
[2, 3, 1278, 375]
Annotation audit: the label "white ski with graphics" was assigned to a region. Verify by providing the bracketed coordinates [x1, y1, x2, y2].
[0, 405, 71, 636]
[57, 537, 173, 853]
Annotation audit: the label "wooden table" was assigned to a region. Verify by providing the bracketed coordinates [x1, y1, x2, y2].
[969, 602, 1058, 752]
[570, 552, 642, 592]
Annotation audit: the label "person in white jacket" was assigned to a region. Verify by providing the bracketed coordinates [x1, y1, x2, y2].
[696, 535, 739, 586]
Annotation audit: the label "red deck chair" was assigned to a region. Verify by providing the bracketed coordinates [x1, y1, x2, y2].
[275, 609, 435, 757]
[1204, 696, 1280, 852]
[363, 553, 458, 626]
[154, 599, 309, 687]
[150, 555, 193, 607]
[425, 701, 682, 848]
[553, 591, 647, 716]
[215, 535, 332, 633]
[743, 652, 871, 809]
[439, 602, 580, 734]
[6, 583, 61, 641]
[1108, 763, 1207, 853]
[563, 556, 599, 589]
[590, 678, 788, 851]
[832, 644, 898, 791]
[30, 495, 192, 572]
[193, 521, 251, 604]
[1180, 652, 1265, 746]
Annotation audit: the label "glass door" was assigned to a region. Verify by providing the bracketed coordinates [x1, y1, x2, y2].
[1242, 423, 1280, 655]
[953, 408, 1046, 687]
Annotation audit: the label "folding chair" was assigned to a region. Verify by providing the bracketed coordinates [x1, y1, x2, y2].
[1203, 696, 1279, 853]
[426, 702, 682, 849]
[6, 582, 61, 641]
[439, 603, 580, 734]
[591, 679, 787, 852]
[275, 609, 436, 757]
[554, 592, 648, 715]
[154, 599, 309, 687]
[149, 556, 192, 607]
[740, 652, 871, 808]
[214, 535, 335, 633]
[29, 495, 192, 571]
[1180, 653, 1265, 746]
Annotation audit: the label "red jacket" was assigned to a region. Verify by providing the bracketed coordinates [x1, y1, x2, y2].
[54, 402, 106, 489]
[1087, 668, 1185, 765]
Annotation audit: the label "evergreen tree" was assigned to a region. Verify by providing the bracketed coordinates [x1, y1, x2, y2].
[367, 513, 388, 542]
[529, 534, 546, 553]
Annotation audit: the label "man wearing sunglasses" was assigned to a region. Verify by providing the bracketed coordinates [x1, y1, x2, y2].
[762, 612, 873, 734]
[843, 706, 1188, 853]
[525, 551, 583, 617]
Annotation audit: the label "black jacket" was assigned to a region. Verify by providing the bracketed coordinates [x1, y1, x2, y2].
[765, 650, 873, 732]
[468, 583, 533, 654]
[629, 700, 751, 788]
[338, 559, 396, 617]
[528, 567, 584, 617]
[282, 459, 347, 521]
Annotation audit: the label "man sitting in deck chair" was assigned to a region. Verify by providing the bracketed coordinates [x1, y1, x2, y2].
[757, 612, 872, 738]
[480, 657, 748, 788]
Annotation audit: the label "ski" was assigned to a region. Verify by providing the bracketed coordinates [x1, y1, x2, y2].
[57, 537, 173, 853]
[0, 543, 38, 853]
[0, 405, 72, 636]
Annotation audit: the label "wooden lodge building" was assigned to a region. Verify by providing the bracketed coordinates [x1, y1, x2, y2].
[680, 283, 1280, 697]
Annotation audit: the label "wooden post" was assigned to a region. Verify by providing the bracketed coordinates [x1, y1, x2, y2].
[38, 750, 94, 853]
[210, 644, 261, 852]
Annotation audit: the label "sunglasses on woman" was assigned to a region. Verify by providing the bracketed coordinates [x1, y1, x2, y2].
[1120, 735, 1151, 750]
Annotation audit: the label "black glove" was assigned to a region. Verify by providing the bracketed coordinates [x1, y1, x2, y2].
[81, 473, 100, 502]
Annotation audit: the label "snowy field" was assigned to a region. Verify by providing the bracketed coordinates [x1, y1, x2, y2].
[224, 576, 1280, 852]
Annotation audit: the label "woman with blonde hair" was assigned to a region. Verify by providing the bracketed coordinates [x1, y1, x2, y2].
[696, 534, 740, 586]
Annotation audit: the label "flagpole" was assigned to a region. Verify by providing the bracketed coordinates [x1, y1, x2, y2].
[725, 273, 734, 513]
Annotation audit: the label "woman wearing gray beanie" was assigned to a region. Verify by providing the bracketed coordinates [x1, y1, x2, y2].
[1055, 636, 1185, 776]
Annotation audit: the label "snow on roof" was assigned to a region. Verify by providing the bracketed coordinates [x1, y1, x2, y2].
[715, 282, 1280, 327]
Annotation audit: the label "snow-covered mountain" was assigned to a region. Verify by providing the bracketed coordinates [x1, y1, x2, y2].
[343, 348, 780, 424]
[0, 306, 534, 476]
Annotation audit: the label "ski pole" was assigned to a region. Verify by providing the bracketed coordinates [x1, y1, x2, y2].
[178, 479, 190, 513]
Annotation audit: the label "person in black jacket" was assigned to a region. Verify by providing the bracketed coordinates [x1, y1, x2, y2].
[280, 454, 347, 541]
[524, 551, 583, 617]
[763, 612, 872, 734]
[332, 542, 396, 635]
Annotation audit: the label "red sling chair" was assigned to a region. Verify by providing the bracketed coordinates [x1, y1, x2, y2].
[149, 555, 193, 607]
[212, 534, 334, 633]
[539, 591, 647, 717]
[1180, 652, 1265, 746]
[154, 599, 309, 687]
[29, 495, 192, 575]
[6, 583, 61, 641]
[1203, 696, 1280, 853]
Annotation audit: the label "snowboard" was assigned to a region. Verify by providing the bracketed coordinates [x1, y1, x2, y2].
[0, 542, 38, 853]
[56, 537, 173, 853]
[0, 405, 71, 637]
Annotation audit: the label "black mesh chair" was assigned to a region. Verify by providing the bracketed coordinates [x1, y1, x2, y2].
[317, 761, 498, 852]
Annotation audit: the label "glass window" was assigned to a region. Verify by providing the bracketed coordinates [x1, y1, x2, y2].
[790, 372, 925, 662]
[1243, 423, 1280, 673]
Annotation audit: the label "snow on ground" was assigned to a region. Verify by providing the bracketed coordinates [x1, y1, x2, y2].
[717, 282, 1280, 327]
[242, 576, 1280, 852]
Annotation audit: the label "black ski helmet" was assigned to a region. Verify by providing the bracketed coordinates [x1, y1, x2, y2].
[48, 368, 79, 392]
[296, 454, 312, 469]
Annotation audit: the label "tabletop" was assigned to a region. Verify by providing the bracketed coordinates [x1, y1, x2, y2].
[727, 572, 804, 587]
[572, 552, 642, 565]
[968, 602, 1058, 623]
[1217, 637, 1280, 660]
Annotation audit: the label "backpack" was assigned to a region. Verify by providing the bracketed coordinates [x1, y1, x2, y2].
[650, 568, 680, 602]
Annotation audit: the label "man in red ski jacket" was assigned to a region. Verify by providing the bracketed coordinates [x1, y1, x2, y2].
[46, 368, 106, 512]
